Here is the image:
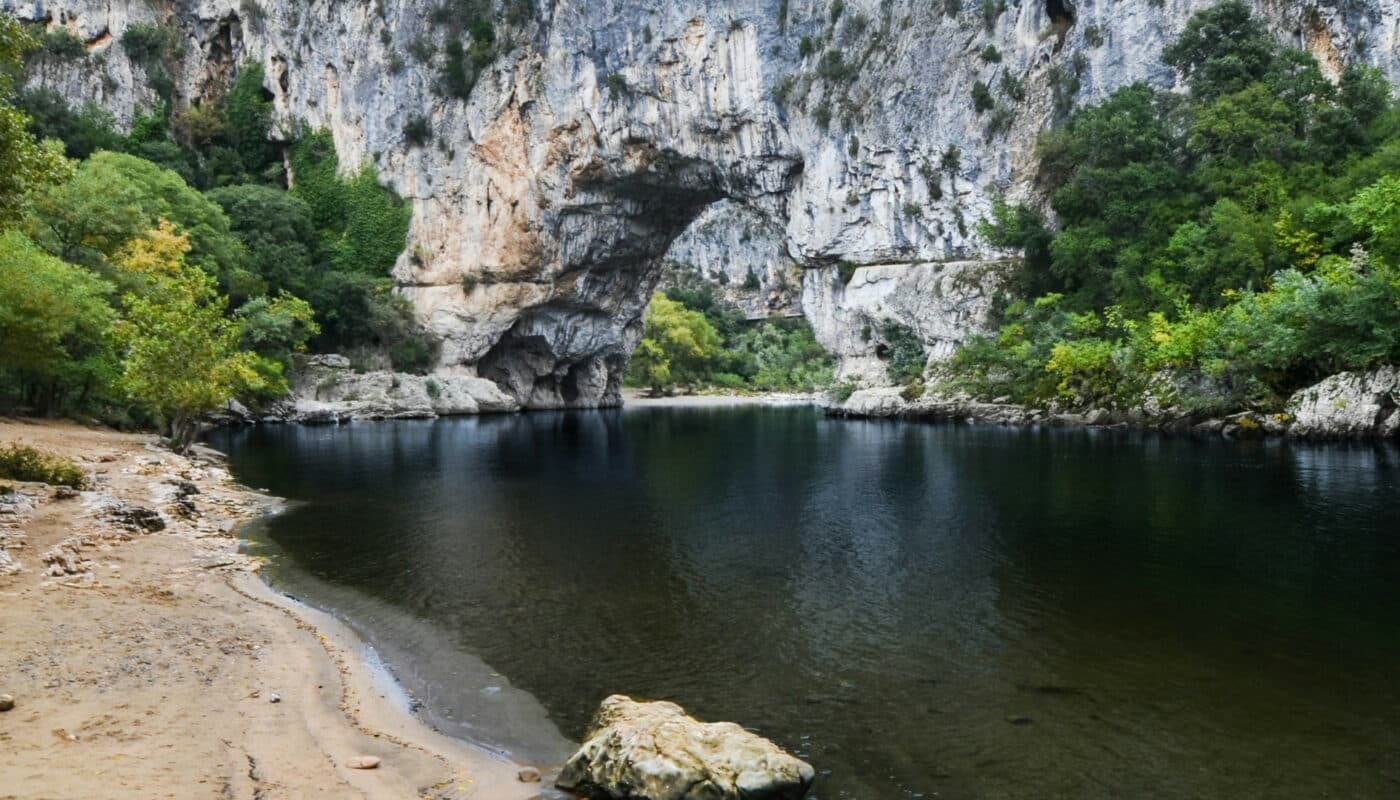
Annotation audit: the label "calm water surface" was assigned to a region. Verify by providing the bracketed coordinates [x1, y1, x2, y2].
[209, 408, 1400, 799]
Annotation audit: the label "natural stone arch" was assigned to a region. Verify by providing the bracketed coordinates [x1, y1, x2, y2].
[477, 146, 799, 409]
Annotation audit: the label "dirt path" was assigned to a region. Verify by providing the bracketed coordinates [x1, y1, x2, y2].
[0, 419, 545, 800]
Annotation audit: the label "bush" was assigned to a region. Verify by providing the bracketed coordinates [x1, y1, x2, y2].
[880, 320, 926, 382]
[403, 115, 432, 146]
[837, 260, 859, 285]
[971, 80, 994, 113]
[40, 28, 86, 60]
[120, 23, 178, 67]
[0, 444, 86, 488]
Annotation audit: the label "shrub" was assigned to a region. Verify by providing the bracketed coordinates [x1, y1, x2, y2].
[999, 71, 1025, 102]
[0, 444, 86, 488]
[837, 260, 859, 284]
[120, 23, 178, 67]
[40, 28, 86, 60]
[971, 80, 994, 113]
[403, 115, 432, 146]
[880, 320, 926, 382]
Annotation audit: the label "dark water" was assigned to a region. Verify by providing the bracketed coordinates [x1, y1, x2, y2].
[209, 408, 1400, 799]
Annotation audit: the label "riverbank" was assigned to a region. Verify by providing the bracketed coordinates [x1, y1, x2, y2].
[831, 366, 1400, 441]
[0, 418, 543, 800]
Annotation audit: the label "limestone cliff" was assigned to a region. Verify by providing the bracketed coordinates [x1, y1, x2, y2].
[9, 0, 1399, 405]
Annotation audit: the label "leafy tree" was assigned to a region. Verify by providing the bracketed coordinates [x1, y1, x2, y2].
[27, 151, 254, 295]
[15, 88, 123, 159]
[222, 63, 278, 180]
[208, 183, 317, 296]
[627, 292, 722, 394]
[235, 292, 320, 368]
[0, 230, 116, 414]
[0, 15, 71, 225]
[1161, 0, 1276, 101]
[114, 222, 270, 451]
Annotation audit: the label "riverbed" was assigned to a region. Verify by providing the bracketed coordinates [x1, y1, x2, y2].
[210, 407, 1400, 798]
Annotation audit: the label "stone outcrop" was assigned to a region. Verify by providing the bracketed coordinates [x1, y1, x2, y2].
[273, 355, 520, 423]
[556, 695, 814, 800]
[803, 260, 1006, 383]
[832, 366, 1400, 441]
[11, 1, 1400, 405]
[1286, 367, 1400, 439]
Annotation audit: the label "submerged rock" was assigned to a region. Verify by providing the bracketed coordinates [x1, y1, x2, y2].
[556, 695, 814, 800]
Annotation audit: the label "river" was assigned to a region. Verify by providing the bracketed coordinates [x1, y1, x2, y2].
[209, 407, 1400, 798]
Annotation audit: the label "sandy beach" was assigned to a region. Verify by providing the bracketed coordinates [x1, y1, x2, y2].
[0, 418, 544, 800]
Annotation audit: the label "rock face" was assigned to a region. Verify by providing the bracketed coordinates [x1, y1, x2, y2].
[803, 260, 1007, 383]
[557, 695, 814, 800]
[1286, 367, 1400, 439]
[279, 356, 521, 422]
[12, 1, 1400, 403]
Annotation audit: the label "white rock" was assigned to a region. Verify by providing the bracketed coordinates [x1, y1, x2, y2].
[1286, 367, 1400, 439]
[556, 695, 814, 800]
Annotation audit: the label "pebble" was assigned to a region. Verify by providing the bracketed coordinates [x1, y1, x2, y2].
[269, 693, 281, 703]
[517, 767, 541, 783]
[346, 756, 381, 770]
[0, 693, 13, 712]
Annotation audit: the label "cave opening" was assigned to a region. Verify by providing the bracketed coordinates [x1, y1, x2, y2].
[1047, 0, 1075, 27]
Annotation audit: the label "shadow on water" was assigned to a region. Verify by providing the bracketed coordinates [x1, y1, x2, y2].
[209, 409, 1400, 799]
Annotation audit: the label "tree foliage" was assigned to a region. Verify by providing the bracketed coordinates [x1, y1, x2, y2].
[114, 222, 271, 451]
[963, 2, 1400, 412]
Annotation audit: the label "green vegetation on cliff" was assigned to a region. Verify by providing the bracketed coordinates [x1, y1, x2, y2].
[962, 1, 1400, 413]
[0, 11, 432, 443]
[626, 285, 834, 395]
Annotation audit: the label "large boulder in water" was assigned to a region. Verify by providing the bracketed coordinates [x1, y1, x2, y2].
[555, 695, 814, 800]
[1286, 366, 1400, 439]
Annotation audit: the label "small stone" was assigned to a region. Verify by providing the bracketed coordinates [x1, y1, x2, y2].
[269, 693, 281, 703]
[52, 486, 80, 500]
[0, 693, 14, 711]
[517, 767, 541, 783]
[346, 756, 380, 770]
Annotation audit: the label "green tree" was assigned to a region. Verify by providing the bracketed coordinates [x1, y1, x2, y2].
[628, 292, 722, 394]
[114, 222, 270, 451]
[27, 151, 255, 295]
[1161, 0, 1276, 101]
[0, 230, 116, 414]
[0, 14, 71, 225]
[208, 183, 317, 296]
[235, 292, 319, 367]
[222, 63, 278, 181]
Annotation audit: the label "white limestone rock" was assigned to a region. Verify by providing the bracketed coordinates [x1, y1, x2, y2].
[1286, 367, 1400, 439]
[557, 695, 814, 800]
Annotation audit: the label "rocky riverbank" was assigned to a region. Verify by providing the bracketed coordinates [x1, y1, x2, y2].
[0, 419, 544, 799]
[830, 366, 1400, 441]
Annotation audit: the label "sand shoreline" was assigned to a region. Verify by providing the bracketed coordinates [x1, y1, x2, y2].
[0, 418, 545, 800]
